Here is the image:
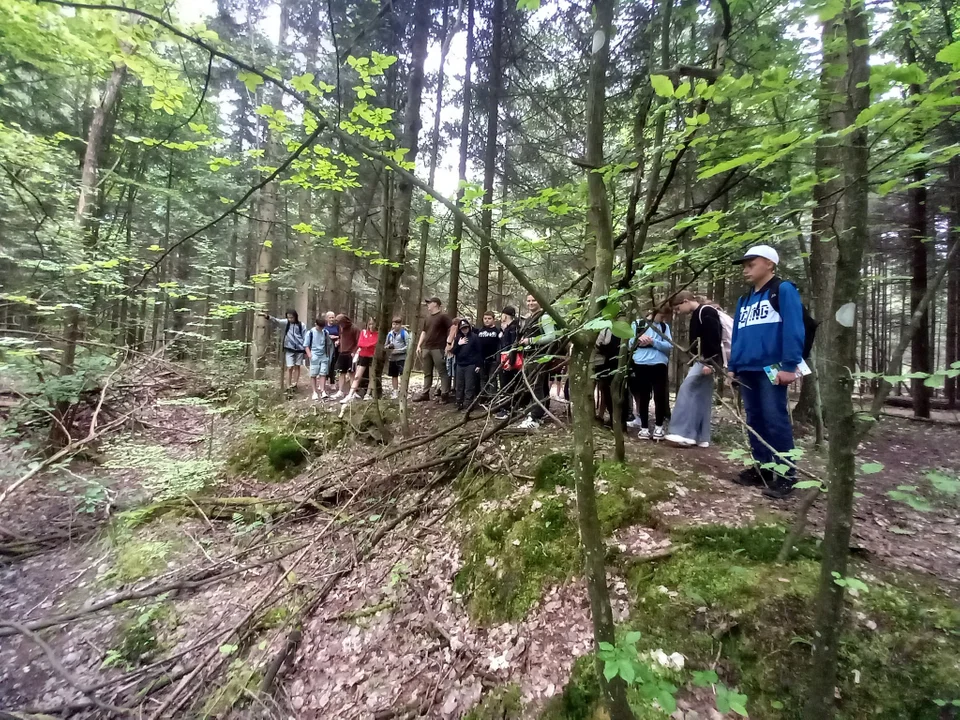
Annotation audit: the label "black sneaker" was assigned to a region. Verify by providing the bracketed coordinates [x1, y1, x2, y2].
[494, 411, 510, 420]
[762, 476, 795, 500]
[734, 466, 763, 486]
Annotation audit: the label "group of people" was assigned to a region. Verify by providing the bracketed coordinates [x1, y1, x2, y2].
[263, 244, 809, 500]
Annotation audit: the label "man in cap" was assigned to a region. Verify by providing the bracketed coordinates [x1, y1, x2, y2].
[729, 245, 805, 499]
[415, 297, 454, 402]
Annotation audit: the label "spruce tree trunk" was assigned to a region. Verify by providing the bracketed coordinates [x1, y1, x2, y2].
[947, 157, 960, 408]
[476, 0, 503, 316]
[372, 0, 431, 406]
[804, 3, 870, 717]
[578, 1, 632, 717]
[447, 0, 474, 314]
[905, 37, 931, 418]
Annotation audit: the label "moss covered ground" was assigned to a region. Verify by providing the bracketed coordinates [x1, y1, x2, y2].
[454, 451, 682, 625]
[543, 521, 960, 719]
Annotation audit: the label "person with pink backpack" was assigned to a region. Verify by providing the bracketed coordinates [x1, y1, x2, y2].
[664, 291, 729, 448]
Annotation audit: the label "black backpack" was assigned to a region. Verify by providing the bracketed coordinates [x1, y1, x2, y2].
[765, 278, 819, 360]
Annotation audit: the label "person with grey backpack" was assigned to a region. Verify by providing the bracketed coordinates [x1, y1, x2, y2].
[260, 309, 307, 392]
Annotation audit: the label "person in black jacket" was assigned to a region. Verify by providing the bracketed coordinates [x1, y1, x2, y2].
[476, 311, 501, 398]
[665, 291, 724, 447]
[495, 306, 521, 419]
[452, 318, 483, 410]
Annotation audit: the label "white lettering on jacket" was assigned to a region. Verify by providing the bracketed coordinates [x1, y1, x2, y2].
[737, 299, 782, 329]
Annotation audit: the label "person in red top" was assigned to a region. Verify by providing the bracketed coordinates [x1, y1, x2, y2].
[341, 318, 378, 404]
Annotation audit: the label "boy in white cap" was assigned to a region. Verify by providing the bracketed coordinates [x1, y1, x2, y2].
[729, 245, 806, 499]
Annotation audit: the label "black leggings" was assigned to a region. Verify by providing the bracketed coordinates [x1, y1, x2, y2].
[629, 363, 669, 428]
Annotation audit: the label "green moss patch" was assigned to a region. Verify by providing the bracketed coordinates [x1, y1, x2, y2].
[535, 453, 574, 490]
[104, 600, 174, 669]
[619, 524, 960, 720]
[465, 684, 524, 720]
[455, 459, 680, 625]
[539, 655, 602, 720]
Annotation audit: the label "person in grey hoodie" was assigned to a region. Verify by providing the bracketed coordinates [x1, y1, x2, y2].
[384, 317, 410, 398]
[260, 309, 307, 391]
[627, 310, 673, 440]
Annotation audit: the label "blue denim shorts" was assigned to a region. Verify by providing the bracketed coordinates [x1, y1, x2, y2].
[309, 354, 330, 377]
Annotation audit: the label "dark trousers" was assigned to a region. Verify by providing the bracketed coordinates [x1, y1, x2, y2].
[479, 359, 498, 398]
[630, 363, 669, 428]
[455, 363, 479, 408]
[498, 369, 521, 412]
[737, 370, 795, 478]
[524, 364, 551, 420]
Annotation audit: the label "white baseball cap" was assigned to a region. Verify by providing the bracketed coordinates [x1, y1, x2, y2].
[733, 244, 779, 265]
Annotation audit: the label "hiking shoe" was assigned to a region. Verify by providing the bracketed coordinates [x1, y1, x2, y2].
[414, 391, 430, 402]
[697, 441, 710, 448]
[517, 416, 541, 430]
[638, 427, 652, 440]
[734, 466, 764, 487]
[665, 434, 696, 447]
[762, 477, 796, 500]
[330, 390, 343, 400]
[653, 426, 665, 440]
[627, 418, 643, 429]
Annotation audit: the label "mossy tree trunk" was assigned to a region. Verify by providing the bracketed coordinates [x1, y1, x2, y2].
[804, 2, 870, 717]
[576, 0, 632, 717]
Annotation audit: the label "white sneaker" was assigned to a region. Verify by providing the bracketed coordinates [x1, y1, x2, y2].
[330, 390, 343, 400]
[391, 390, 399, 399]
[517, 416, 540, 430]
[697, 441, 710, 448]
[627, 418, 643, 429]
[340, 392, 355, 405]
[665, 434, 696, 446]
[363, 394, 372, 401]
[653, 426, 665, 440]
[638, 427, 651, 440]
[311, 391, 319, 401]
[321, 390, 330, 399]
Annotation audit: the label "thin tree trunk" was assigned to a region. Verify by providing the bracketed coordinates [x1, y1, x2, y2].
[54, 62, 127, 443]
[577, 2, 632, 717]
[373, 0, 431, 414]
[447, 0, 473, 313]
[804, 3, 869, 717]
[401, 0, 451, 436]
[476, 0, 503, 316]
[947, 157, 960, 408]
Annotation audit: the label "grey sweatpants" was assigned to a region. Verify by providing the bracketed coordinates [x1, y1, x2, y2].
[422, 348, 451, 395]
[668, 362, 715, 444]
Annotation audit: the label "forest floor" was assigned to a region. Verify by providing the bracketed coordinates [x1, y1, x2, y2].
[0, 372, 958, 720]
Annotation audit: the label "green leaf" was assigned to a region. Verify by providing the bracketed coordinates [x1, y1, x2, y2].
[611, 320, 634, 340]
[598, 642, 615, 652]
[237, 71, 264, 93]
[936, 41, 960, 67]
[794, 480, 824, 490]
[926, 471, 960, 496]
[650, 74, 675, 98]
[692, 669, 719, 688]
[924, 373, 945, 388]
[618, 657, 635, 684]
[603, 660, 618, 681]
[698, 151, 767, 179]
[516, 0, 541, 9]
[675, 81, 691, 98]
[624, 631, 642, 645]
[860, 462, 884, 475]
[877, 178, 899, 196]
[656, 688, 677, 714]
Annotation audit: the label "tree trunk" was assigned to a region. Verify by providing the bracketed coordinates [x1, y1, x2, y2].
[905, 37, 931, 418]
[401, 0, 451, 435]
[373, 0, 431, 407]
[447, 0, 475, 313]
[577, 1, 632, 717]
[475, 0, 503, 317]
[54, 62, 127, 443]
[947, 157, 960, 408]
[803, 3, 870, 717]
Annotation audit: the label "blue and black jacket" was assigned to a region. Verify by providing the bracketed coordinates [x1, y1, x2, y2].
[729, 277, 805, 373]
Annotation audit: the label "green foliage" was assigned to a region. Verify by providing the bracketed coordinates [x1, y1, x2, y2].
[111, 538, 173, 584]
[534, 452, 574, 490]
[102, 599, 172, 669]
[103, 439, 217, 500]
[597, 633, 679, 715]
[266, 434, 307, 472]
[622, 527, 960, 719]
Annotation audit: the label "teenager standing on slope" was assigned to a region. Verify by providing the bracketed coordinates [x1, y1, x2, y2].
[415, 297, 454, 403]
[665, 293, 724, 448]
[384, 317, 409, 399]
[517, 294, 557, 430]
[729, 245, 806, 500]
[261, 309, 307, 391]
[627, 310, 673, 440]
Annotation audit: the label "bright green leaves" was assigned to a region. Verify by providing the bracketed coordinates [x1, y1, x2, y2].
[715, 684, 750, 716]
[831, 572, 869, 594]
[516, 0, 540, 10]
[698, 151, 766, 179]
[860, 462, 884, 475]
[937, 41, 960, 67]
[236, 70, 264, 93]
[650, 74, 674, 98]
[208, 156, 240, 172]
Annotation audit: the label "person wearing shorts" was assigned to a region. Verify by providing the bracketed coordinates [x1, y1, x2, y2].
[332, 314, 359, 399]
[385, 317, 409, 398]
[303, 317, 333, 400]
[261, 309, 307, 390]
[341, 318, 378, 404]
